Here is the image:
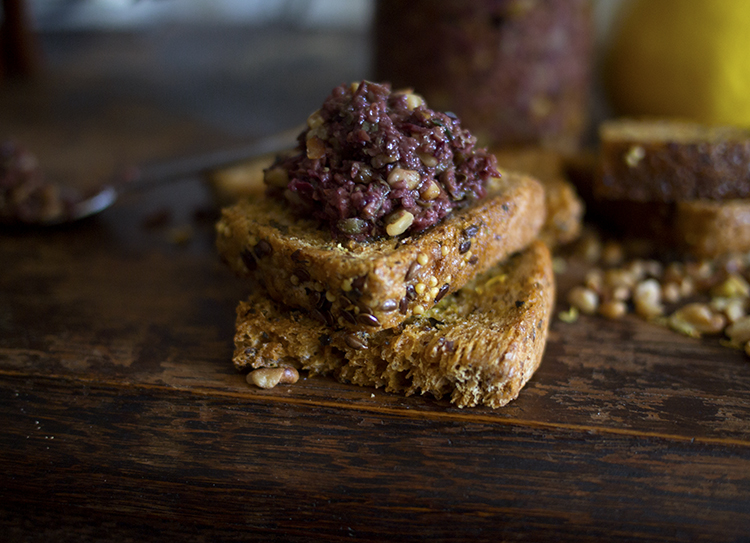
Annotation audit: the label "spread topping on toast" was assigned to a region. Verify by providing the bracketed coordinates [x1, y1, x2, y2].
[264, 80, 499, 241]
[0, 140, 68, 224]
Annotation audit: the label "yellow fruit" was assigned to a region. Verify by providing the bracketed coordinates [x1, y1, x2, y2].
[605, 0, 750, 127]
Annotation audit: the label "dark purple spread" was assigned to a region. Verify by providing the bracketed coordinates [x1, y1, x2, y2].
[0, 141, 63, 224]
[265, 81, 499, 241]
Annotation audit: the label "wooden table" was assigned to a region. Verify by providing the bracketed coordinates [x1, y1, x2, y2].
[1, 26, 750, 543]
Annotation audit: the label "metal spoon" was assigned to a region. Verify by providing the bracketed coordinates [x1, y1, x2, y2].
[18, 125, 302, 226]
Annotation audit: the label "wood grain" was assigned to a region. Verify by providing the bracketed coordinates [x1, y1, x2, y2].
[2, 26, 749, 543]
[2, 192, 750, 541]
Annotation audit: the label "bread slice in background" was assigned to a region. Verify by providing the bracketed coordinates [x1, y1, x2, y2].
[207, 152, 276, 207]
[233, 240, 554, 408]
[596, 118, 750, 202]
[216, 172, 546, 333]
[492, 146, 585, 248]
[561, 118, 750, 258]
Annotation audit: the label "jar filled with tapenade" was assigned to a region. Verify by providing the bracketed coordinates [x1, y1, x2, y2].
[373, 0, 594, 151]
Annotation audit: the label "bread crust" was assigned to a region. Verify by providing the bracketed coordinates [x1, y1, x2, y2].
[596, 118, 750, 202]
[216, 172, 545, 333]
[233, 240, 554, 408]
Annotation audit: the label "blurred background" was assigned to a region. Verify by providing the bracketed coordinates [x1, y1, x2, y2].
[3, 0, 623, 140]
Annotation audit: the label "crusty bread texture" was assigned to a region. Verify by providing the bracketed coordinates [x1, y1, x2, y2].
[233, 240, 554, 408]
[596, 118, 750, 202]
[216, 172, 546, 333]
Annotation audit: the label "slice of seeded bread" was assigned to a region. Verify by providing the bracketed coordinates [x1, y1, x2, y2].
[674, 199, 750, 258]
[592, 198, 750, 258]
[493, 146, 584, 247]
[563, 139, 750, 258]
[233, 240, 554, 408]
[216, 172, 546, 333]
[596, 118, 750, 202]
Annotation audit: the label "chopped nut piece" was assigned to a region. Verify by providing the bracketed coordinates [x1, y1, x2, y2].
[662, 282, 682, 304]
[584, 268, 604, 294]
[726, 316, 750, 345]
[608, 285, 630, 302]
[601, 241, 625, 266]
[387, 167, 420, 189]
[723, 298, 747, 323]
[633, 279, 664, 319]
[711, 273, 750, 298]
[422, 180, 441, 200]
[605, 269, 637, 291]
[624, 145, 645, 167]
[418, 152, 438, 167]
[558, 306, 579, 323]
[668, 303, 726, 336]
[385, 209, 415, 237]
[567, 286, 599, 315]
[600, 300, 627, 320]
[306, 136, 326, 160]
[404, 92, 425, 111]
[307, 109, 325, 129]
[247, 367, 299, 389]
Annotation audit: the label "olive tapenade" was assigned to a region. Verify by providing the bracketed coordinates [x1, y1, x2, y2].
[264, 80, 499, 241]
[0, 140, 67, 224]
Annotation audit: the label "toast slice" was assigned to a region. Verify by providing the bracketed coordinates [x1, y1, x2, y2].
[493, 146, 584, 247]
[596, 118, 750, 202]
[216, 172, 546, 333]
[588, 198, 750, 259]
[233, 240, 554, 408]
[674, 199, 750, 258]
[563, 140, 750, 258]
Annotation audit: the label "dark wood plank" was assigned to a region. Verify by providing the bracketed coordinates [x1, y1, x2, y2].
[1, 375, 750, 543]
[2, 25, 750, 542]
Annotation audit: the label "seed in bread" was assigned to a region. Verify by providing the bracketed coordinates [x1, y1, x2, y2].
[216, 171, 546, 333]
[596, 118, 750, 202]
[234, 240, 554, 408]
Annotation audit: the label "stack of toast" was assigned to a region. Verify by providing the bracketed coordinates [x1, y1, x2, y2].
[216, 171, 561, 407]
[586, 118, 750, 258]
[213, 81, 590, 408]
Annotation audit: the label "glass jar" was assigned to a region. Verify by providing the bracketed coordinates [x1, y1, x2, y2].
[374, 0, 594, 151]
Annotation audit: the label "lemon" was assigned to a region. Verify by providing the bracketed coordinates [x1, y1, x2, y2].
[605, 0, 750, 127]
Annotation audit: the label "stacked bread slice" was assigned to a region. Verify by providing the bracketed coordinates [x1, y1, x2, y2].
[216, 170, 557, 407]
[231, 239, 554, 408]
[590, 118, 750, 258]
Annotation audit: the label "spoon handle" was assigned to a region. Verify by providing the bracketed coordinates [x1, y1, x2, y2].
[118, 124, 303, 193]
